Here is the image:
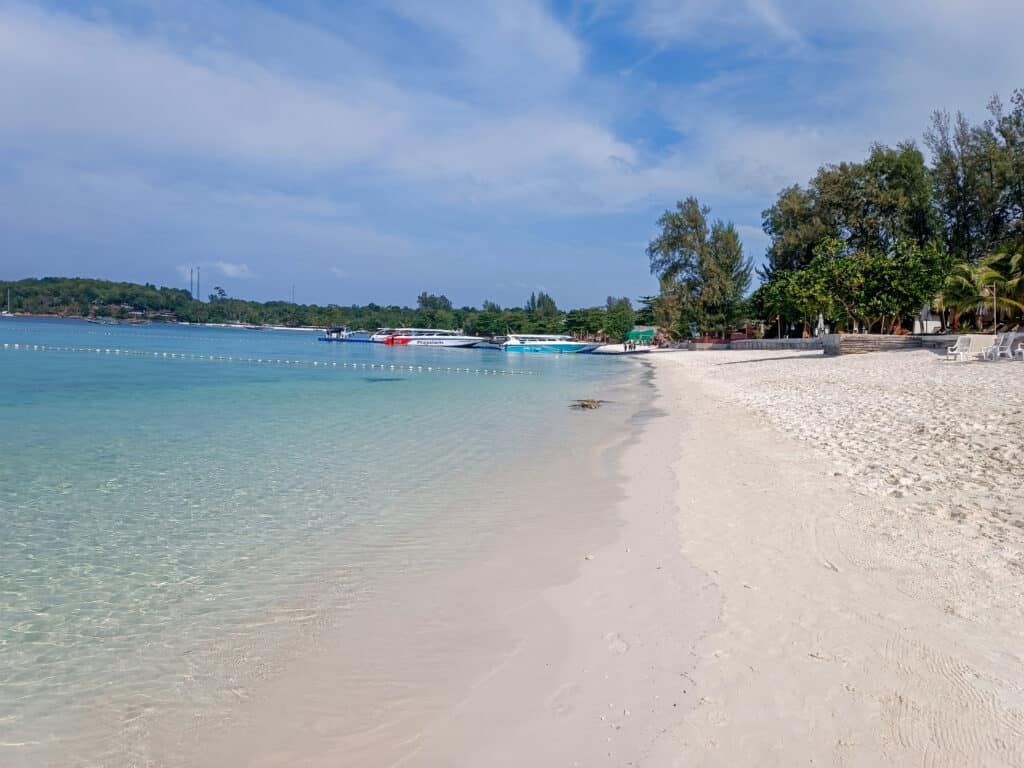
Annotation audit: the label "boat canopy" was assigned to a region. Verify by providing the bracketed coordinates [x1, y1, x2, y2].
[626, 328, 656, 341]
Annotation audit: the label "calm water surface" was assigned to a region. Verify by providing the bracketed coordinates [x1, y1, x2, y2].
[0, 318, 636, 766]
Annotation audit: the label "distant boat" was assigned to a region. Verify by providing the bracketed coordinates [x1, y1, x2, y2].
[384, 328, 484, 348]
[1, 289, 12, 317]
[319, 326, 372, 342]
[501, 334, 601, 353]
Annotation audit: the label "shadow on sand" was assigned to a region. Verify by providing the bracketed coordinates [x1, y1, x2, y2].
[716, 353, 825, 365]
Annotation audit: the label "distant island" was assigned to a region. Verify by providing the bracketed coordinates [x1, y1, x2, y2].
[0, 277, 647, 341]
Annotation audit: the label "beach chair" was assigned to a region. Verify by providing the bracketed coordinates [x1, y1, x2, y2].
[945, 336, 971, 361]
[982, 333, 1015, 361]
[997, 333, 1019, 360]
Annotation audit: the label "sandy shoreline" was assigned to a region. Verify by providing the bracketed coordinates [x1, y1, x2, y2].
[157, 348, 1023, 765]
[159, 360, 717, 767]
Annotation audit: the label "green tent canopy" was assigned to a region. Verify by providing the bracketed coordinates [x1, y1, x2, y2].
[626, 328, 656, 341]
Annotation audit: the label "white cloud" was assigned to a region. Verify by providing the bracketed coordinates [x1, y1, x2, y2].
[387, 0, 584, 100]
[628, 0, 802, 47]
[0, 7, 405, 169]
[0, 2, 656, 215]
[214, 261, 253, 278]
[1, 0, 1021, 301]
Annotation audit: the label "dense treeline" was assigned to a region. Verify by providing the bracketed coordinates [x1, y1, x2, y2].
[650, 89, 1024, 337]
[0, 278, 646, 341]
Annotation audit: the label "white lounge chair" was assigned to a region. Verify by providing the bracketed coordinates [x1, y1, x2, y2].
[982, 333, 1015, 361]
[946, 336, 971, 361]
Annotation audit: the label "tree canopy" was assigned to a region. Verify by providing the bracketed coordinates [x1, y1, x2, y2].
[748, 88, 1024, 335]
[647, 197, 752, 337]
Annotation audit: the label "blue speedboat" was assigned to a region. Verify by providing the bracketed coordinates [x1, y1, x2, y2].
[501, 334, 601, 353]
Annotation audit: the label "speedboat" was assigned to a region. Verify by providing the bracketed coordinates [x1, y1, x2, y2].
[384, 328, 484, 348]
[320, 326, 372, 342]
[370, 328, 396, 343]
[501, 334, 601, 353]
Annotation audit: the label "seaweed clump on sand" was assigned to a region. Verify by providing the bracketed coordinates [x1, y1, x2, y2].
[570, 399, 608, 410]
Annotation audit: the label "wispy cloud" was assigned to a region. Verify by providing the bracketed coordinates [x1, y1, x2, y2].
[0, 5, 402, 169]
[214, 262, 252, 279]
[626, 0, 803, 47]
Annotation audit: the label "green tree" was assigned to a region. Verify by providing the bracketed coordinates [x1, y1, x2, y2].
[760, 184, 834, 279]
[416, 292, 452, 312]
[647, 197, 752, 337]
[524, 291, 558, 317]
[472, 300, 506, 336]
[634, 295, 659, 326]
[564, 307, 606, 336]
[811, 142, 938, 254]
[603, 297, 635, 341]
[523, 291, 561, 331]
[808, 238, 951, 332]
[926, 110, 994, 261]
[701, 221, 752, 336]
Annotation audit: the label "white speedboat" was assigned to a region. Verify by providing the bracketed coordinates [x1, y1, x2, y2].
[501, 334, 601, 353]
[384, 328, 484, 348]
[370, 328, 397, 343]
[319, 326, 372, 342]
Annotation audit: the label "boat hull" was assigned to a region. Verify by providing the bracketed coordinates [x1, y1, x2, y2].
[388, 337, 482, 348]
[503, 342, 600, 353]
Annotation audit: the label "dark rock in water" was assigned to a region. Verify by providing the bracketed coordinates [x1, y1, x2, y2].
[570, 398, 607, 410]
[365, 377, 405, 383]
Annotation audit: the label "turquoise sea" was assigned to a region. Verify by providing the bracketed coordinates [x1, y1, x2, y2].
[0, 318, 638, 766]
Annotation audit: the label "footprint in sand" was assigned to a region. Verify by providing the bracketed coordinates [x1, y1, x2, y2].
[605, 632, 630, 655]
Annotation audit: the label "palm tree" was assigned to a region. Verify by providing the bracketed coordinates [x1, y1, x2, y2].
[935, 262, 980, 329]
[936, 251, 1024, 330]
[988, 246, 1024, 311]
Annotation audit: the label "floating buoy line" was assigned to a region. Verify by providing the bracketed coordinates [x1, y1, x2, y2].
[0, 343, 540, 376]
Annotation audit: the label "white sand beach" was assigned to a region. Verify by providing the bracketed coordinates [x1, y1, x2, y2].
[650, 349, 1024, 766]
[178, 348, 1023, 766]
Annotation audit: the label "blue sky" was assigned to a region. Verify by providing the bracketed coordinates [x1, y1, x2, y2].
[1, 1, 1021, 308]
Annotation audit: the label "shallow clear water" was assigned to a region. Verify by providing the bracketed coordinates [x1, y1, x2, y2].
[0, 318, 635, 766]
